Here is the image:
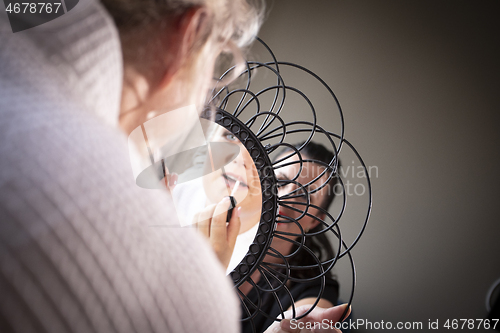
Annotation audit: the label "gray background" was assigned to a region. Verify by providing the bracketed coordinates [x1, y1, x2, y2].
[255, 0, 500, 331]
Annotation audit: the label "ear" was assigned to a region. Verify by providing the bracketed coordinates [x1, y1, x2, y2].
[157, 6, 209, 90]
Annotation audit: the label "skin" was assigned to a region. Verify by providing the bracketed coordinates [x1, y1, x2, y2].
[274, 153, 336, 310]
[115, 6, 347, 332]
[238, 152, 335, 310]
[119, 8, 219, 136]
[267, 304, 350, 333]
[201, 125, 262, 234]
[193, 197, 241, 269]
[273, 153, 332, 264]
[118, 7, 241, 269]
[193, 126, 261, 269]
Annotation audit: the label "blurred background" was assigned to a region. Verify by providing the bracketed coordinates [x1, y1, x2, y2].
[252, 0, 500, 331]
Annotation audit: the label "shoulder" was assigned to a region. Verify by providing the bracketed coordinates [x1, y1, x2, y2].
[0, 108, 239, 333]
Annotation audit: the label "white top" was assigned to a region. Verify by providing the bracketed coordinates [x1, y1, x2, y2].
[226, 223, 260, 275]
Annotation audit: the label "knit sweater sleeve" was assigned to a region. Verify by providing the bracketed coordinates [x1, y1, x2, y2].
[0, 116, 241, 333]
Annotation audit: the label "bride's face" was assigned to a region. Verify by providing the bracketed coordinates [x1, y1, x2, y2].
[202, 126, 262, 232]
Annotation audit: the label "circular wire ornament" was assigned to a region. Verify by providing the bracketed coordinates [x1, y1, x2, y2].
[205, 38, 372, 332]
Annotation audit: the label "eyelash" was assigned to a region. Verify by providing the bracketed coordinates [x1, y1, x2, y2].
[224, 131, 236, 141]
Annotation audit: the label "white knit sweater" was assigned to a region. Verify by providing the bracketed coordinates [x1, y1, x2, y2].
[0, 1, 240, 332]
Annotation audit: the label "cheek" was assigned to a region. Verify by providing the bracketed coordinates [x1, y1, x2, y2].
[276, 220, 302, 236]
[233, 186, 249, 206]
[279, 191, 308, 216]
[202, 173, 225, 202]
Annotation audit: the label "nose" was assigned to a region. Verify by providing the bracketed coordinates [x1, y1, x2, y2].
[233, 149, 250, 170]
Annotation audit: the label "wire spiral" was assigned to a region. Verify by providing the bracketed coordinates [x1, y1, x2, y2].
[206, 38, 372, 332]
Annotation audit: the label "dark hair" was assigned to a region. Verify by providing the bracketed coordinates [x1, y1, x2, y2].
[275, 141, 340, 279]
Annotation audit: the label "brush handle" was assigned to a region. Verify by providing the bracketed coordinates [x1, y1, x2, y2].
[226, 196, 237, 222]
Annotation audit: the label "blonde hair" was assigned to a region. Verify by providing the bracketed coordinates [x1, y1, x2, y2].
[101, 0, 265, 65]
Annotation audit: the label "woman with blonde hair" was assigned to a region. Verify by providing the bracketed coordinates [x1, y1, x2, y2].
[0, 0, 348, 332]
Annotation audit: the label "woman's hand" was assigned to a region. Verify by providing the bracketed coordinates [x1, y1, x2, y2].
[264, 304, 351, 333]
[194, 197, 241, 269]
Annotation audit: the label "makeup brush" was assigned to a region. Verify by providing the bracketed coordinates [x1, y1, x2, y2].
[221, 166, 239, 222]
[227, 179, 241, 219]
